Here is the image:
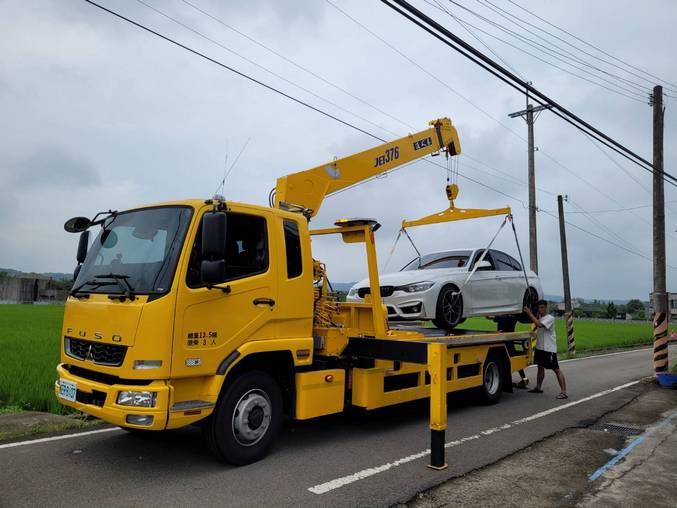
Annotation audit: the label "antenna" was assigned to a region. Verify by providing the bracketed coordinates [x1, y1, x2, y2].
[223, 137, 251, 185]
[214, 138, 229, 197]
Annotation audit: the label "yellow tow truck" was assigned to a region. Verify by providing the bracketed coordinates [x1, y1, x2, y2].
[56, 118, 533, 468]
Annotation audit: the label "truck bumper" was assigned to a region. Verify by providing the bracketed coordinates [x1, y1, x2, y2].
[55, 364, 170, 430]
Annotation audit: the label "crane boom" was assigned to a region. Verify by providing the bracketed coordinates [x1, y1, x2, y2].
[274, 118, 461, 218]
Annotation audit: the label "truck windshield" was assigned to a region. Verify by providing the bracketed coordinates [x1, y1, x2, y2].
[74, 206, 193, 295]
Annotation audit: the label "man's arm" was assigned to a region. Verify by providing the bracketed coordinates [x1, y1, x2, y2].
[523, 306, 544, 328]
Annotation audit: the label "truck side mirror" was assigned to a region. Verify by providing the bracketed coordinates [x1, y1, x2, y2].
[76, 230, 89, 264]
[200, 212, 227, 286]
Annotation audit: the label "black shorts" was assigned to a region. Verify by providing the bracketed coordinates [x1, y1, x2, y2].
[534, 349, 559, 370]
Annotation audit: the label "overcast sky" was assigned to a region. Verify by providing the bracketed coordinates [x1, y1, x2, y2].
[1, 0, 676, 300]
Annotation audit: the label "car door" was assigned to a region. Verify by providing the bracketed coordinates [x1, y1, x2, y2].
[173, 204, 279, 376]
[467, 250, 502, 314]
[491, 250, 523, 313]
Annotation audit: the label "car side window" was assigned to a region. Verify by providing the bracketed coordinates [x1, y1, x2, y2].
[283, 219, 303, 279]
[508, 254, 522, 271]
[186, 212, 269, 288]
[472, 250, 495, 271]
[492, 250, 515, 272]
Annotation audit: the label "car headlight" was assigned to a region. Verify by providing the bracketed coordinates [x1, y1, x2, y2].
[396, 281, 434, 293]
[348, 287, 358, 297]
[117, 391, 157, 408]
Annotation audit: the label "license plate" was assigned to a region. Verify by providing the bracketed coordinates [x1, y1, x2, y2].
[59, 379, 77, 402]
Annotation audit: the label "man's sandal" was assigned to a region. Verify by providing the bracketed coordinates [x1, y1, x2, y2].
[556, 393, 569, 399]
[528, 388, 543, 393]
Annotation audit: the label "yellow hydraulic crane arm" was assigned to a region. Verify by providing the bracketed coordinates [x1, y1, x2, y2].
[274, 118, 461, 218]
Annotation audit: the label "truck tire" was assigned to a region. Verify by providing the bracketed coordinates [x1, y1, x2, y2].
[204, 370, 282, 466]
[432, 285, 463, 331]
[476, 352, 503, 405]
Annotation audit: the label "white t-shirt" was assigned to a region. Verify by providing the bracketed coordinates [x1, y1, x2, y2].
[536, 314, 557, 353]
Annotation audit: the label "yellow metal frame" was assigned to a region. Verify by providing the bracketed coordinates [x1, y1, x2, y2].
[402, 184, 510, 229]
[310, 223, 387, 337]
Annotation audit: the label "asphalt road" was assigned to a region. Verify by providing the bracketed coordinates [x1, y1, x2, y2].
[1, 346, 672, 508]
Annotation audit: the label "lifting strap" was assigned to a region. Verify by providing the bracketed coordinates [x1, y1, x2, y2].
[509, 214, 531, 290]
[453, 214, 509, 295]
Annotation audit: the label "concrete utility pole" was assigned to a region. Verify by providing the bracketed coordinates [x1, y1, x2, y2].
[557, 195, 576, 357]
[509, 102, 551, 274]
[652, 85, 668, 374]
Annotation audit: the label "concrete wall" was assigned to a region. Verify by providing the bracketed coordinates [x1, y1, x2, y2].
[0, 277, 68, 303]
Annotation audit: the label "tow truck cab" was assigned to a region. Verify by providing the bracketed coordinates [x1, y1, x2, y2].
[56, 199, 315, 431]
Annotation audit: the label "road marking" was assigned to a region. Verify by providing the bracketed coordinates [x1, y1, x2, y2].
[588, 408, 677, 481]
[0, 427, 120, 450]
[308, 379, 641, 495]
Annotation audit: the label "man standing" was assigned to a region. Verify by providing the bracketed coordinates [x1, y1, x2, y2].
[523, 300, 567, 399]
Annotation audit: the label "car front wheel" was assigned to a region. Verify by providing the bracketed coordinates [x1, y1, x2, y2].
[432, 285, 464, 331]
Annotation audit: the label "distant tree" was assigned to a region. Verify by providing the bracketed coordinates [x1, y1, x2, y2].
[606, 302, 618, 319]
[0, 271, 7, 279]
[626, 299, 644, 314]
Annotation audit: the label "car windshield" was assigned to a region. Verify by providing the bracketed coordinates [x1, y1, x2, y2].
[74, 206, 193, 294]
[400, 250, 472, 271]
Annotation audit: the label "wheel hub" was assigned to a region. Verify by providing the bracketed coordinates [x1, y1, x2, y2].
[484, 362, 500, 395]
[231, 389, 272, 446]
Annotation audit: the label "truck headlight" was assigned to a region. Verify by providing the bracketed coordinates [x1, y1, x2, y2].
[117, 391, 157, 408]
[396, 282, 434, 293]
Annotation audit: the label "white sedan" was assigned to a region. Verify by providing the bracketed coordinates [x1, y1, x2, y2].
[347, 248, 543, 330]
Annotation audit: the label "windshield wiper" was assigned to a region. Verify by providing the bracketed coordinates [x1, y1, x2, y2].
[70, 274, 136, 301]
[97, 273, 136, 301]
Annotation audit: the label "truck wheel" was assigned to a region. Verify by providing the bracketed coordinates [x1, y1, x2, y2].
[432, 285, 463, 331]
[477, 352, 503, 405]
[204, 370, 282, 466]
[517, 288, 539, 324]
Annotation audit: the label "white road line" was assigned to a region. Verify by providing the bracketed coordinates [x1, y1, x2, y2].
[558, 347, 651, 363]
[0, 427, 121, 450]
[308, 379, 641, 495]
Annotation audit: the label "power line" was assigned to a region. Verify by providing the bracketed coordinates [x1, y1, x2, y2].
[504, 0, 677, 94]
[83, 0, 384, 143]
[178, 0, 417, 132]
[474, 0, 659, 96]
[327, 0, 667, 215]
[539, 208, 677, 271]
[381, 0, 677, 187]
[134, 0, 400, 140]
[431, 0, 650, 102]
[324, 0, 528, 144]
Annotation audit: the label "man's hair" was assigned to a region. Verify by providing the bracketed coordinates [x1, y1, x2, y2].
[536, 299, 548, 307]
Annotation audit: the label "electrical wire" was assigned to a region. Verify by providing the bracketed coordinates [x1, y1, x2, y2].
[428, 0, 649, 102]
[472, 0, 656, 96]
[178, 0, 417, 132]
[381, 0, 677, 188]
[504, 0, 677, 95]
[83, 0, 384, 143]
[133, 0, 399, 140]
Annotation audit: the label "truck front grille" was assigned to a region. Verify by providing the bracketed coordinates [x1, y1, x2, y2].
[65, 337, 127, 367]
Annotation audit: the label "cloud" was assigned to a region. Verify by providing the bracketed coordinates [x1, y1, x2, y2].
[0, 0, 676, 300]
[10, 146, 101, 189]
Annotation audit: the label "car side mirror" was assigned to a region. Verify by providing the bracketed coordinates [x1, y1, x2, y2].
[200, 212, 227, 286]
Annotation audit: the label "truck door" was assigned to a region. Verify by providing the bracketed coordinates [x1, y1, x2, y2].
[172, 205, 279, 376]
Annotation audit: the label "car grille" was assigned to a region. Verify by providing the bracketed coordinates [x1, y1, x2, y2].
[358, 286, 395, 298]
[65, 337, 127, 367]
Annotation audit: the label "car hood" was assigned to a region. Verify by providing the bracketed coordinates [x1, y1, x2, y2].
[351, 267, 467, 289]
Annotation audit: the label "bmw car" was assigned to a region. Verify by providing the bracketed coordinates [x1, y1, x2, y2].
[346, 249, 543, 330]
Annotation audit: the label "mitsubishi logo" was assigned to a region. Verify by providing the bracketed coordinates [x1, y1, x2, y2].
[85, 344, 94, 361]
